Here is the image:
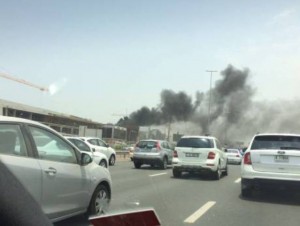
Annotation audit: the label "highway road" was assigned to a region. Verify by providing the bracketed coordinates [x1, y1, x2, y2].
[55, 161, 300, 226]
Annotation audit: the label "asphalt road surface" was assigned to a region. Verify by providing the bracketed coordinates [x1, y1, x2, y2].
[55, 161, 300, 226]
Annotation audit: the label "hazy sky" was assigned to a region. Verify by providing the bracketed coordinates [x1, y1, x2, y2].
[0, 0, 299, 123]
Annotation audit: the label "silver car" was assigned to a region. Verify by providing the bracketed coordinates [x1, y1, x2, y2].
[132, 140, 173, 169]
[0, 116, 112, 222]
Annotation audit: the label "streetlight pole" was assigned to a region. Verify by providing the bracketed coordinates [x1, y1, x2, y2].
[206, 70, 218, 134]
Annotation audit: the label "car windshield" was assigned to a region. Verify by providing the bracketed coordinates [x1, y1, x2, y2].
[1, 1, 300, 226]
[177, 138, 213, 148]
[251, 136, 300, 150]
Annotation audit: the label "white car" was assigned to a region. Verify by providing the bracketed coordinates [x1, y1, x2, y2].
[81, 137, 116, 166]
[0, 116, 112, 222]
[66, 137, 109, 168]
[241, 133, 300, 197]
[172, 135, 228, 180]
[225, 148, 242, 164]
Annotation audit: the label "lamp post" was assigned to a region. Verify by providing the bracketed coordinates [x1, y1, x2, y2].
[206, 70, 218, 134]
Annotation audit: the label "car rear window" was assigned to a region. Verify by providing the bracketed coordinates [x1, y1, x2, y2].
[251, 135, 300, 150]
[177, 138, 213, 148]
[137, 141, 157, 149]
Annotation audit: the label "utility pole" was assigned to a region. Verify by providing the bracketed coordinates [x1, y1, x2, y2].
[206, 70, 218, 134]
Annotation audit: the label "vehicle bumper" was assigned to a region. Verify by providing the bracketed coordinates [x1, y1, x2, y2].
[227, 158, 242, 164]
[133, 155, 163, 165]
[172, 159, 218, 173]
[241, 178, 300, 190]
[241, 164, 300, 190]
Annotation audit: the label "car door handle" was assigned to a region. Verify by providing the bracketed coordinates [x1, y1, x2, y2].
[44, 167, 57, 175]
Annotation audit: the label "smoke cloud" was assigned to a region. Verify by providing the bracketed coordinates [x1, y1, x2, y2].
[118, 64, 300, 145]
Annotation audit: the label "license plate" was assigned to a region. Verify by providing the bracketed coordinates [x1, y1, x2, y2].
[186, 153, 199, 157]
[275, 155, 289, 162]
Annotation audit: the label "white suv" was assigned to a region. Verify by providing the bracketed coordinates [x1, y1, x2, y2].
[241, 133, 300, 197]
[172, 136, 228, 180]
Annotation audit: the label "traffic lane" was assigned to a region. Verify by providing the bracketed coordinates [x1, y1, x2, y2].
[55, 163, 300, 226]
[54, 163, 242, 226]
[109, 163, 242, 226]
[198, 167, 300, 226]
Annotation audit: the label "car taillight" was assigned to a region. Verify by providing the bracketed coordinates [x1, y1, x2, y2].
[155, 142, 161, 151]
[207, 151, 215, 159]
[244, 152, 252, 165]
[173, 150, 178, 157]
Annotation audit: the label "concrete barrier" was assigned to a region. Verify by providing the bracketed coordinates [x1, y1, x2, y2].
[116, 151, 130, 161]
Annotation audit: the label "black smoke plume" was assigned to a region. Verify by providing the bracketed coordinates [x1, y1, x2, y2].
[117, 90, 203, 126]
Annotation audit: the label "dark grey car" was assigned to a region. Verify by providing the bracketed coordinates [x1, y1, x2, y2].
[132, 140, 173, 169]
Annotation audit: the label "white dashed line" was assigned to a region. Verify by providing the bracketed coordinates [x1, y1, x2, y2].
[149, 172, 167, 177]
[184, 201, 216, 224]
[235, 178, 241, 183]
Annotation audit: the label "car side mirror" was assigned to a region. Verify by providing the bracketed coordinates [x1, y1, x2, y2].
[106, 144, 109, 148]
[223, 148, 227, 152]
[81, 153, 93, 165]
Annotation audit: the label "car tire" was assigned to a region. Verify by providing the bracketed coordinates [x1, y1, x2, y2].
[109, 155, 116, 166]
[173, 169, 182, 178]
[160, 157, 168, 170]
[213, 164, 221, 180]
[99, 159, 107, 168]
[134, 162, 141, 169]
[150, 164, 155, 168]
[88, 184, 110, 216]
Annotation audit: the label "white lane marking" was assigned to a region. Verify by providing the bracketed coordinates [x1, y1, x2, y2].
[149, 172, 167, 177]
[184, 201, 216, 224]
[235, 178, 241, 183]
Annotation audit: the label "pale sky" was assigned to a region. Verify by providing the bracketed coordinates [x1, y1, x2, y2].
[0, 0, 299, 123]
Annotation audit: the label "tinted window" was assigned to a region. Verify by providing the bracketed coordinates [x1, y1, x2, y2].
[0, 124, 28, 157]
[97, 139, 107, 147]
[251, 135, 300, 150]
[68, 138, 91, 152]
[177, 138, 213, 148]
[30, 126, 77, 164]
[88, 139, 98, 146]
[137, 141, 157, 149]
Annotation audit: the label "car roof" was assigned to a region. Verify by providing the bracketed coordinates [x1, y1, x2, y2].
[65, 136, 81, 140]
[0, 116, 57, 132]
[138, 139, 166, 142]
[180, 135, 216, 139]
[80, 137, 102, 140]
[254, 133, 300, 137]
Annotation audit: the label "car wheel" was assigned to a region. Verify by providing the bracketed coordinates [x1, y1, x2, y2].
[109, 155, 116, 166]
[160, 157, 167, 170]
[134, 162, 141, 169]
[213, 164, 221, 180]
[150, 164, 155, 168]
[88, 184, 110, 216]
[99, 159, 107, 168]
[173, 169, 181, 178]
